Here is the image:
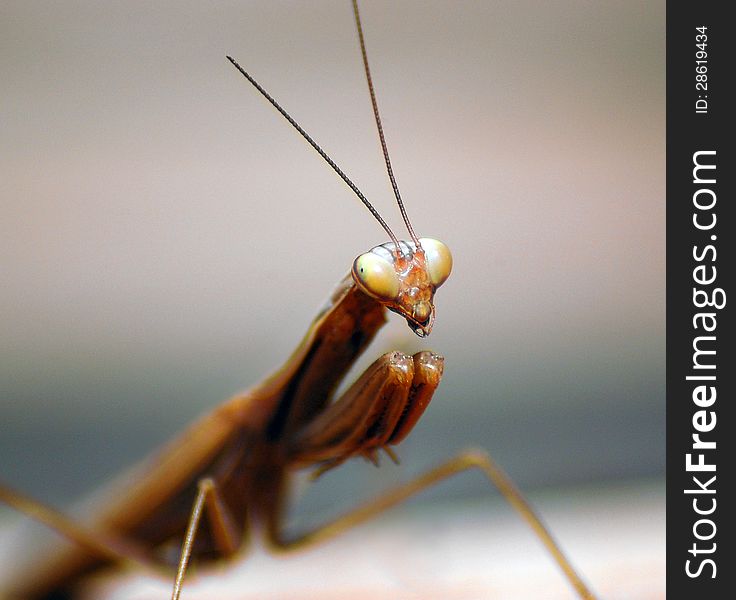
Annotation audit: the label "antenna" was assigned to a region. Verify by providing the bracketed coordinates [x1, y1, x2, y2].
[226, 56, 400, 249]
[352, 0, 420, 248]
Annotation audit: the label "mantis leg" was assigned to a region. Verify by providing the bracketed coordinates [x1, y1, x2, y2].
[171, 477, 243, 600]
[273, 348, 594, 597]
[288, 350, 442, 468]
[0, 483, 152, 568]
[269, 449, 596, 600]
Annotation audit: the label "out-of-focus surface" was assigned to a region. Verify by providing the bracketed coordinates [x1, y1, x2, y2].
[42, 481, 661, 599]
[2, 0, 663, 593]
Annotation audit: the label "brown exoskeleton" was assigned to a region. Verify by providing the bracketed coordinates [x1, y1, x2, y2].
[0, 2, 595, 598]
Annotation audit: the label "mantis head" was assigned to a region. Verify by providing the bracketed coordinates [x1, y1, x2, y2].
[352, 238, 452, 337]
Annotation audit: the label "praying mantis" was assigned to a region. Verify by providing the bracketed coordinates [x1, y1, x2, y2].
[0, 1, 596, 598]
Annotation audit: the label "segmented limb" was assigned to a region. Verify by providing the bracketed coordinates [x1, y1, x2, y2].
[0, 483, 151, 568]
[171, 477, 243, 600]
[268, 450, 597, 600]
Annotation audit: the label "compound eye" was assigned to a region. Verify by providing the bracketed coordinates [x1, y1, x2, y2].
[419, 238, 452, 287]
[352, 252, 400, 300]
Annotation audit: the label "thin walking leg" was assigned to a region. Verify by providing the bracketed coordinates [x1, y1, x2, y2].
[171, 477, 243, 600]
[267, 449, 596, 600]
[0, 483, 151, 567]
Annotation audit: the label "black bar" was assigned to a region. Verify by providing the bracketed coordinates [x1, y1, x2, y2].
[666, 1, 734, 597]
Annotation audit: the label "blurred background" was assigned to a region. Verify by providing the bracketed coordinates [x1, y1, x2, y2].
[1, 1, 664, 597]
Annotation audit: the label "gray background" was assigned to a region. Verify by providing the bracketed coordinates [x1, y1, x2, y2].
[1, 0, 664, 524]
